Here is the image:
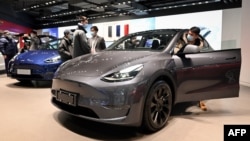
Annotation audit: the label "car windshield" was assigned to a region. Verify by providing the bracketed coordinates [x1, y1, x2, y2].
[23, 35, 59, 50]
[39, 36, 59, 50]
[107, 30, 177, 51]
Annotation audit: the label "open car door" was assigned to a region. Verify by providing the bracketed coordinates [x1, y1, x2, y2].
[173, 45, 241, 103]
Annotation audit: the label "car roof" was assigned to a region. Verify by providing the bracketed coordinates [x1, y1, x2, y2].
[126, 29, 186, 37]
[37, 35, 57, 40]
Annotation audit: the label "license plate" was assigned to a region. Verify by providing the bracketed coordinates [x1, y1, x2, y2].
[17, 69, 31, 75]
[56, 90, 77, 106]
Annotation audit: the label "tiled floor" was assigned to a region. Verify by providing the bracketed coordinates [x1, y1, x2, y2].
[0, 74, 249, 141]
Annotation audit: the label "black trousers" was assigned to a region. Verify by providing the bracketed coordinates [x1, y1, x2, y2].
[4, 54, 15, 74]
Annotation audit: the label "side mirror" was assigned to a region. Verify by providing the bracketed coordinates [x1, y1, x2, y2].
[182, 44, 200, 54]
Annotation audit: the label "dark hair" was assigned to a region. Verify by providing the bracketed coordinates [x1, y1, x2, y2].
[91, 26, 98, 32]
[190, 26, 200, 35]
[31, 30, 37, 34]
[79, 16, 88, 22]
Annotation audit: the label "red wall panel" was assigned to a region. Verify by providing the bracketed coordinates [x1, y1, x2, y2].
[0, 20, 32, 48]
[0, 19, 31, 33]
[124, 24, 129, 35]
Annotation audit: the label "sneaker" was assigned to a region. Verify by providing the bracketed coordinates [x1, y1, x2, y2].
[199, 101, 207, 111]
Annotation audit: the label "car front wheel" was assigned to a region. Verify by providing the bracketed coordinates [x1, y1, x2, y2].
[142, 81, 172, 132]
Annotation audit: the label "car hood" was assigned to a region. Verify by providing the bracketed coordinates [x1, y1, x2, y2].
[15, 50, 59, 64]
[60, 51, 157, 77]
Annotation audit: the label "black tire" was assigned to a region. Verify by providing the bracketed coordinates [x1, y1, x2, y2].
[17, 79, 31, 84]
[142, 81, 173, 133]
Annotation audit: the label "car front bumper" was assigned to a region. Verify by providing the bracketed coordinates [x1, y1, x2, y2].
[51, 78, 148, 126]
[8, 62, 61, 80]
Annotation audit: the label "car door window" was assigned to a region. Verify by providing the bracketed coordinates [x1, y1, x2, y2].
[108, 31, 176, 51]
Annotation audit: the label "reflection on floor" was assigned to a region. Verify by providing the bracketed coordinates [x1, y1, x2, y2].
[0, 74, 249, 141]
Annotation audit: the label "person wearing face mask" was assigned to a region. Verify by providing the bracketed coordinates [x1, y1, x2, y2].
[72, 16, 90, 58]
[0, 30, 18, 74]
[174, 26, 207, 111]
[87, 26, 106, 54]
[58, 29, 73, 62]
[174, 26, 204, 54]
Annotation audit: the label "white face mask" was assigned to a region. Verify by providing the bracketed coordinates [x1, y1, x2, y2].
[68, 34, 73, 40]
[7, 34, 12, 39]
[91, 31, 96, 36]
[187, 34, 194, 41]
[83, 24, 88, 28]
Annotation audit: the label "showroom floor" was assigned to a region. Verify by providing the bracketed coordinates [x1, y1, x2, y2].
[0, 73, 249, 141]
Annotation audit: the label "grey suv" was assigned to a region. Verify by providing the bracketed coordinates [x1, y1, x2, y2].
[51, 29, 241, 132]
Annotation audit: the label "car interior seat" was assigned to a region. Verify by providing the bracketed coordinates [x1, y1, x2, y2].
[151, 39, 160, 50]
[125, 40, 132, 49]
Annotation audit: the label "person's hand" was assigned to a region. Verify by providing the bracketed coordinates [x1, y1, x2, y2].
[23, 34, 29, 37]
[3, 55, 7, 59]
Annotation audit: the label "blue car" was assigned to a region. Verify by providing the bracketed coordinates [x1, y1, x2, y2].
[8, 35, 62, 82]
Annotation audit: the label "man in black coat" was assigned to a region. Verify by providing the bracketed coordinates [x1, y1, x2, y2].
[58, 29, 73, 62]
[72, 16, 90, 58]
[0, 30, 18, 74]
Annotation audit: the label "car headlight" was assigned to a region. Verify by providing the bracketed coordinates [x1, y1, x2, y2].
[10, 53, 19, 62]
[44, 56, 61, 63]
[102, 64, 143, 82]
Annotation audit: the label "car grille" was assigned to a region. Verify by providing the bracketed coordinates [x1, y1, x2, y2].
[52, 98, 99, 119]
[10, 74, 44, 79]
[13, 64, 43, 70]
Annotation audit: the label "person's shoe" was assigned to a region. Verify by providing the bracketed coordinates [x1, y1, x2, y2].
[199, 101, 207, 111]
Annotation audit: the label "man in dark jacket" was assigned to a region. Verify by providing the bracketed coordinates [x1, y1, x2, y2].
[72, 16, 90, 58]
[0, 30, 18, 74]
[58, 29, 73, 62]
[174, 26, 207, 111]
[88, 26, 106, 54]
[26, 30, 40, 51]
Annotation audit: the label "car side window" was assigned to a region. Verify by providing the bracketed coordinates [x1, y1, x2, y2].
[144, 34, 172, 50]
[110, 32, 175, 51]
[173, 34, 213, 54]
[115, 35, 143, 50]
[200, 39, 213, 52]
